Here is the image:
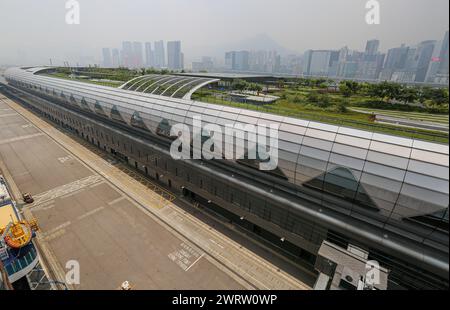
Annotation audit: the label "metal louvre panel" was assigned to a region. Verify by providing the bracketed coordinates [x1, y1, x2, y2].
[328, 153, 365, 171]
[278, 139, 301, 154]
[331, 143, 368, 160]
[396, 185, 449, 216]
[372, 132, 413, 147]
[404, 172, 449, 194]
[334, 133, 372, 149]
[410, 149, 449, 166]
[302, 136, 334, 152]
[413, 140, 449, 154]
[364, 162, 406, 182]
[366, 151, 410, 170]
[408, 160, 449, 180]
[236, 114, 259, 125]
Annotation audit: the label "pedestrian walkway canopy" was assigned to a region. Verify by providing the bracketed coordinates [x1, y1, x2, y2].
[119, 74, 219, 100]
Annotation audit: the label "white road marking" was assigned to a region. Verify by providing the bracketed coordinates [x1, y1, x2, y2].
[57, 155, 74, 164]
[0, 113, 17, 118]
[31, 174, 103, 207]
[77, 206, 105, 220]
[209, 239, 225, 249]
[12, 171, 31, 178]
[108, 196, 126, 206]
[0, 133, 44, 145]
[185, 253, 205, 272]
[168, 242, 203, 272]
[42, 221, 72, 238]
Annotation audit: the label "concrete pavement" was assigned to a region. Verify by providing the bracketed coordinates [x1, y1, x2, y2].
[0, 94, 313, 290]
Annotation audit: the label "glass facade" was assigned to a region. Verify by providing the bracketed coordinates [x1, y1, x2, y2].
[4, 67, 449, 277]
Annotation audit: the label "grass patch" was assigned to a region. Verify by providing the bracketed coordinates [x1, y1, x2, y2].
[192, 90, 448, 144]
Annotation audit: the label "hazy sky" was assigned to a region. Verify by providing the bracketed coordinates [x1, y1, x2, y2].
[0, 0, 448, 66]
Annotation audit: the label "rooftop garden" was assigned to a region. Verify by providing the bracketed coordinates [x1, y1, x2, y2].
[192, 78, 449, 144]
[42, 67, 449, 143]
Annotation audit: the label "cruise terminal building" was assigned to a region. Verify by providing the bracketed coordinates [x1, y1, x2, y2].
[2, 67, 449, 290]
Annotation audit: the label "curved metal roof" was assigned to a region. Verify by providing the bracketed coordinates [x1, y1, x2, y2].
[119, 74, 219, 100]
[4, 67, 449, 238]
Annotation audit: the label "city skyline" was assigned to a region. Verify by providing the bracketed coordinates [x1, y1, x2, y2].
[102, 40, 184, 70]
[0, 0, 448, 66]
[0, 0, 448, 295]
[100, 31, 449, 85]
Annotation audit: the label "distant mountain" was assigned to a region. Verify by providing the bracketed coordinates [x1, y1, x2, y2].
[190, 34, 296, 61]
[224, 34, 294, 55]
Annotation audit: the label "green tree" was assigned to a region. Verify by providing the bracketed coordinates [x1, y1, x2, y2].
[307, 92, 331, 108]
[334, 99, 348, 113]
[293, 95, 302, 104]
[340, 80, 361, 97]
[231, 79, 248, 92]
[429, 88, 449, 105]
[307, 91, 320, 103]
[417, 87, 430, 104]
[367, 81, 401, 102]
[398, 87, 418, 104]
[249, 83, 263, 95]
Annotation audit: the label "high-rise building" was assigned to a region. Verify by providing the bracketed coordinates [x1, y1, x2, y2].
[235, 51, 250, 71]
[121, 41, 133, 68]
[391, 70, 417, 83]
[414, 40, 436, 82]
[309, 51, 330, 76]
[304, 50, 339, 76]
[438, 30, 449, 75]
[154, 40, 165, 68]
[225, 51, 250, 71]
[180, 52, 184, 70]
[385, 46, 421, 83]
[132, 42, 144, 68]
[356, 54, 385, 80]
[337, 61, 359, 78]
[225, 52, 235, 70]
[167, 41, 183, 70]
[247, 50, 280, 73]
[338, 46, 350, 62]
[302, 50, 313, 75]
[425, 40, 444, 83]
[192, 56, 214, 72]
[145, 42, 155, 68]
[102, 48, 112, 68]
[383, 45, 409, 70]
[365, 39, 380, 56]
[280, 54, 302, 75]
[404, 47, 418, 70]
[112, 48, 120, 67]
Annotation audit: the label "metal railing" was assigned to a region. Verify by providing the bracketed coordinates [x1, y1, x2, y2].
[4, 246, 38, 276]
